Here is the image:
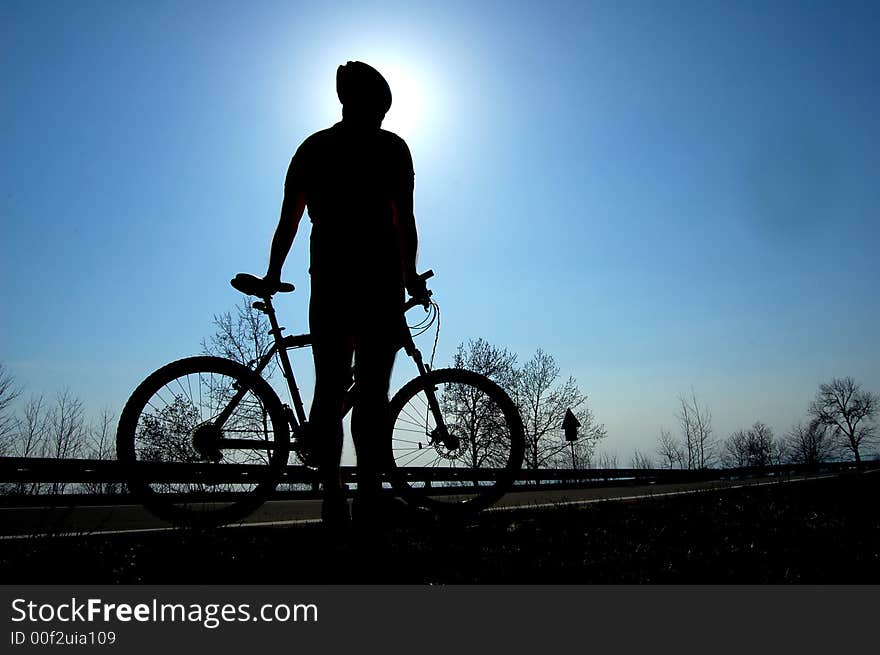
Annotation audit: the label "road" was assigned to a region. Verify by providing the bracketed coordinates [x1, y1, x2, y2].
[0, 473, 830, 538]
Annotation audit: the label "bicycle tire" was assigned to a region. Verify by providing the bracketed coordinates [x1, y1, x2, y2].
[387, 368, 524, 517]
[116, 356, 290, 527]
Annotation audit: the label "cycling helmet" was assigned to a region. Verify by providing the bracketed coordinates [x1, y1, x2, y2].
[336, 61, 392, 115]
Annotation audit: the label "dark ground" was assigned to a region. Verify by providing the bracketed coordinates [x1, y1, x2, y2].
[2, 473, 878, 583]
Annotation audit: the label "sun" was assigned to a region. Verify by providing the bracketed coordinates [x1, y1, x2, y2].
[377, 61, 428, 139]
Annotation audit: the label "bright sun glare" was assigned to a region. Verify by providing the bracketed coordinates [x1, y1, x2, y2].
[378, 62, 427, 139]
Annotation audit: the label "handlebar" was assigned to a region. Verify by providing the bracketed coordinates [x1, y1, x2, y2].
[404, 270, 434, 311]
[232, 269, 433, 309]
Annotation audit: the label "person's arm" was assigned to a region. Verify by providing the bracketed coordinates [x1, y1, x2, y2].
[265, 188, 306, 286]
[392, 197, 420, 291]
[391, 139, 426, 298]
[266, 144, 309, 286]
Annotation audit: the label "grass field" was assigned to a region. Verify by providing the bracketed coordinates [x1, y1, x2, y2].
[1, 473, 877, 583]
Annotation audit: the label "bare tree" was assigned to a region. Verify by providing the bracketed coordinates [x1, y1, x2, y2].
[630, 449, 653, 469]
[785, 419, 834, 467]
[595, 451, 618, 469]
[46, 390, 87, 494]
[3, 396, 48, 494]
[809, 377, 878, 465]
[553, 438, 597, 469]
[202, 298, 276, 376]
[722, 429, 750, 468]
[722, 422, 783, 468]
[512, 348, 606, 470]
[82, 408, 118, 494]
[656, 428, 684, 469]
[452, 338, 517, 388]
[0, 363, 22, 456]
[15, 394, 48, 458]
[746, 422, 782, 467]
[676, 390, 715, 469]
[8, 395, 49, 494]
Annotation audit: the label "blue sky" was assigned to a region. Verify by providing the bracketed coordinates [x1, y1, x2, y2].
[2, 0, 878, 460]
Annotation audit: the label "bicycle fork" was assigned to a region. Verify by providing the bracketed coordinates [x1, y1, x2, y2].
[401, 333, 456, 451]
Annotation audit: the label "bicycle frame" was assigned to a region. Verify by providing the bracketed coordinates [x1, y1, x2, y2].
[213, 290, 445, 455]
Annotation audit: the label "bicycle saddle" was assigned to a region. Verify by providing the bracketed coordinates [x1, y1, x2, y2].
[230, 273, 294, 297]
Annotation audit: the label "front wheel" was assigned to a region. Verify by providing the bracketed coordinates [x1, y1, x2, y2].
[116, 356, 290, 527]
[388, 368, 524, 517]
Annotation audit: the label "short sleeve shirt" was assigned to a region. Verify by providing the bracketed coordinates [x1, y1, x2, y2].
[285, 123, 414, 290]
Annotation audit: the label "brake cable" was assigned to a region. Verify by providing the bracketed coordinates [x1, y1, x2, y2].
[407, 300, 441, 370]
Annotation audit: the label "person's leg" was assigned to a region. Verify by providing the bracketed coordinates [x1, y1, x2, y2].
[350, 336, 397, 497]
[309, 288, 355, 504]
[310, 334, 353, 497]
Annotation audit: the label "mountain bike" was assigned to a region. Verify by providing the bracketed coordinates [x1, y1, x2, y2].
[116, 271, 525, 527]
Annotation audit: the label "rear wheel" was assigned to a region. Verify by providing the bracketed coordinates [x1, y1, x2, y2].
[116, 356, 290, 527]
[388, 368, 524, 517]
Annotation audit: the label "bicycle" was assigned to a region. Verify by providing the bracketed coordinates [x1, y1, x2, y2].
[116, 271, 525, 527]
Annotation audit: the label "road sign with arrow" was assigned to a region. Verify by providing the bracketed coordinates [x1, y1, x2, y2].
[563, 408, 580, 442]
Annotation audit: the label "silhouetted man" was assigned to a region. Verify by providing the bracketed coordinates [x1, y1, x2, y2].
[263, 61, 426, 526]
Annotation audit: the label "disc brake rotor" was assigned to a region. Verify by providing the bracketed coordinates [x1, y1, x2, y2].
[431, 427, 464, 460]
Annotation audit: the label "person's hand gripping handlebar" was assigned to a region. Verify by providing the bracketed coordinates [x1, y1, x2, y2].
[405, 270, 434, 310]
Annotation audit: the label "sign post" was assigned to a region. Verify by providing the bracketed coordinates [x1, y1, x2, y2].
[563, 408, 581, 468]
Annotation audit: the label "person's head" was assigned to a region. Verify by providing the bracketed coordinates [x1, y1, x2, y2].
[336, 61, 392, 129]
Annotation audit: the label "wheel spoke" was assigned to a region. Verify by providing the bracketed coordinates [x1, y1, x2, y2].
[394, 415, 430, 430]
[174, 376, 193, 408]
[391, 437, 427, 445]
[399, 404, 427, 428]
[391, 428, 430, 436]
[397, 448, 432, 467]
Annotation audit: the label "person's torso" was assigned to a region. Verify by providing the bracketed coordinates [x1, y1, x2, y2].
[297, 124, 409, 286]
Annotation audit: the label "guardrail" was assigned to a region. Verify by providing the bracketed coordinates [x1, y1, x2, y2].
[1, 455, 875, 505]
